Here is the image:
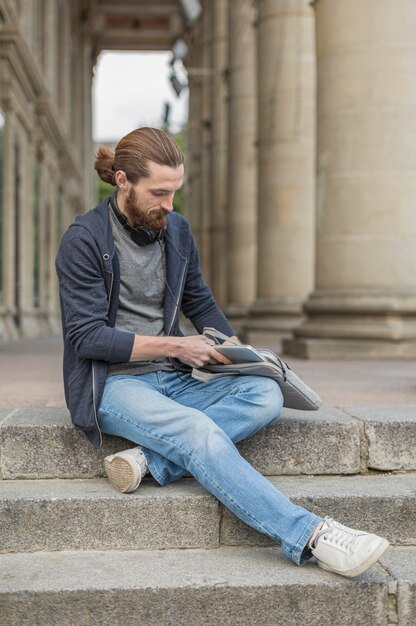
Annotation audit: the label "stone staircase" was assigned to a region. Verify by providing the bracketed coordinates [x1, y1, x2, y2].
[1, 404, 415, 625]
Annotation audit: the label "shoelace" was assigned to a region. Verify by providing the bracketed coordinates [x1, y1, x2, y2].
[137, 451, 148, 475]
[314, 519, 363, 552]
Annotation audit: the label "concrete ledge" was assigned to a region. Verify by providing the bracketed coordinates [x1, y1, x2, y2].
[1, 474, 414, 553]
[0, 405, 362, 479]
[0, 546, 389, 626]
[220, 474, 416, 547]
[0, 479, 219, 552]
[238, 405, 361, 475]
[2, 405, 413, 479]
[380, 547, 416, 626]
[343, 406, 416, 471]
[0, 408, 13, 426]
[0, 407, 133, 479]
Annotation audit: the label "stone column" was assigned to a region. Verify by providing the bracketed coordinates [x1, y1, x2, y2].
[209, 0, 228, 307]
[0, 106, 18, 339]
[226, 0, 257, 333]
[184, 17, 204, 253]
[38, 147, 51, 335]
[61, 1, 72, 136]
[49, 175, 64, 334]
[245, 0, 316, 351]
[199, 2, 212, 283]
[70, 23, 83, 176]
[185, 70, 202, 239]
[286, 0, 416, 359]
[44, 0, 58, 100]
[82, 35, 95, 208]
[41, 145, 59, 333]
[19, 128, 40, 337]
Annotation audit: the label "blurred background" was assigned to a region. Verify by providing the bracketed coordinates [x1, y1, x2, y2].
[0, 0, 415, 361]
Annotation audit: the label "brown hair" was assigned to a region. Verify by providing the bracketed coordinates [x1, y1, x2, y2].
[94, 127, 184, 186]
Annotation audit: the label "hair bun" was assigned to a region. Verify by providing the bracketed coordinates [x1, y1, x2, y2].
[94, 146, 116, 185]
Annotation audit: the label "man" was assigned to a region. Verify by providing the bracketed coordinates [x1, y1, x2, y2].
[56, 127, 389, 578]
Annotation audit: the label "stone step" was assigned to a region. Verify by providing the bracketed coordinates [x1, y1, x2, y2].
[2, 545, 406, 626]
[1, 474, 414, 553]
[1, 404, 415, 479]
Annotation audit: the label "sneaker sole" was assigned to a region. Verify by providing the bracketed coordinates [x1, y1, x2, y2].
[104, 456, 139, 493]
[318, 538, 390, 578]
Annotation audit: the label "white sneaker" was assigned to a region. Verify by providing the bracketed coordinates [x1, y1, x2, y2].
[310, 517, 389, 578]
[104, 446, 148, 493]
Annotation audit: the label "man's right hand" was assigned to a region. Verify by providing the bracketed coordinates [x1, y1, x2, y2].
[129, 333, 232, 367]
[174, 335, 232, 368]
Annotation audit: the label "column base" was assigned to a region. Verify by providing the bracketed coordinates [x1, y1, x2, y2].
[48, 313, 62, 335]
[284, 337, 416, 360]
[243, 298, 305, 352]
[19, 309, 48, 337]
[285, 290, 416, 359]
[0, 307, 19, 340]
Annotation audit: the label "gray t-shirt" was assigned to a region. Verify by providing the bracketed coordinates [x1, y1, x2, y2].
[107, 206, 175, 376]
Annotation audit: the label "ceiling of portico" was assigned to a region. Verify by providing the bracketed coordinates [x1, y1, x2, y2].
[87, 0, 185, 55]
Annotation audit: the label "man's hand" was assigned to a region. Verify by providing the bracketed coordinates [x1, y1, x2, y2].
[129, 333, 233, 367]
[175, 335, 232, 368]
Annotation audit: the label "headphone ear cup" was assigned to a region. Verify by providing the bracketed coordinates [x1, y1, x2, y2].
[130, 226, 156, 247]
[110, 193, 166, 247]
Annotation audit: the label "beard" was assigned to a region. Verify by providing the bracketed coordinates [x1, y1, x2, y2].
[124, 187, 168, 232]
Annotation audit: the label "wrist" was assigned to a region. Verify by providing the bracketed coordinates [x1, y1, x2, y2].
[163, 336, 183, 358]
[130, 334, 178, 361]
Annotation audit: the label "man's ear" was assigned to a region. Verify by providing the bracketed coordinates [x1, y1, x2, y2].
[114, 170, 128, 190]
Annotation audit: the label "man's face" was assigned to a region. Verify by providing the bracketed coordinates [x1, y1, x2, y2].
[122, 162, 184, 231]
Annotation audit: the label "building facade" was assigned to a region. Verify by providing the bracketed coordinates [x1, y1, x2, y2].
[185, 0, 416, 359]
[0, 0, 181, 340]
[0, 0, 94, 339]
[1, 0, 416, 359]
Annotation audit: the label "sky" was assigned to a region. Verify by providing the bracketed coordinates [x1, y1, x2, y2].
[92, 51, 189, 142]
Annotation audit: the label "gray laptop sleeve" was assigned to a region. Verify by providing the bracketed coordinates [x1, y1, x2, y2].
[190, 328, 322, 411]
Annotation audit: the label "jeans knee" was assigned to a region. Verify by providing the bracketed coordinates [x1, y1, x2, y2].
[182, 426, 232, 474]
[180, 417, 228, 457]
[254, 378, 284, 425]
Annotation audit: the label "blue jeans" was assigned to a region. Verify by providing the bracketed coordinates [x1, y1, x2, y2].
[98, 371, 321, 565]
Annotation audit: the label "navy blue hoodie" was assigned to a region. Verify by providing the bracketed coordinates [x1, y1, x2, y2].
[55, 198, 234, 447]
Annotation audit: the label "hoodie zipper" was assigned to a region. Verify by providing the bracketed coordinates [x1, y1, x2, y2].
[167, 257, 188, 336]
[92, 267, 114, 447]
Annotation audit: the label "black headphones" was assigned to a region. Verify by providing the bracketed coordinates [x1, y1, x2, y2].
[109, 193, 167, 247]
